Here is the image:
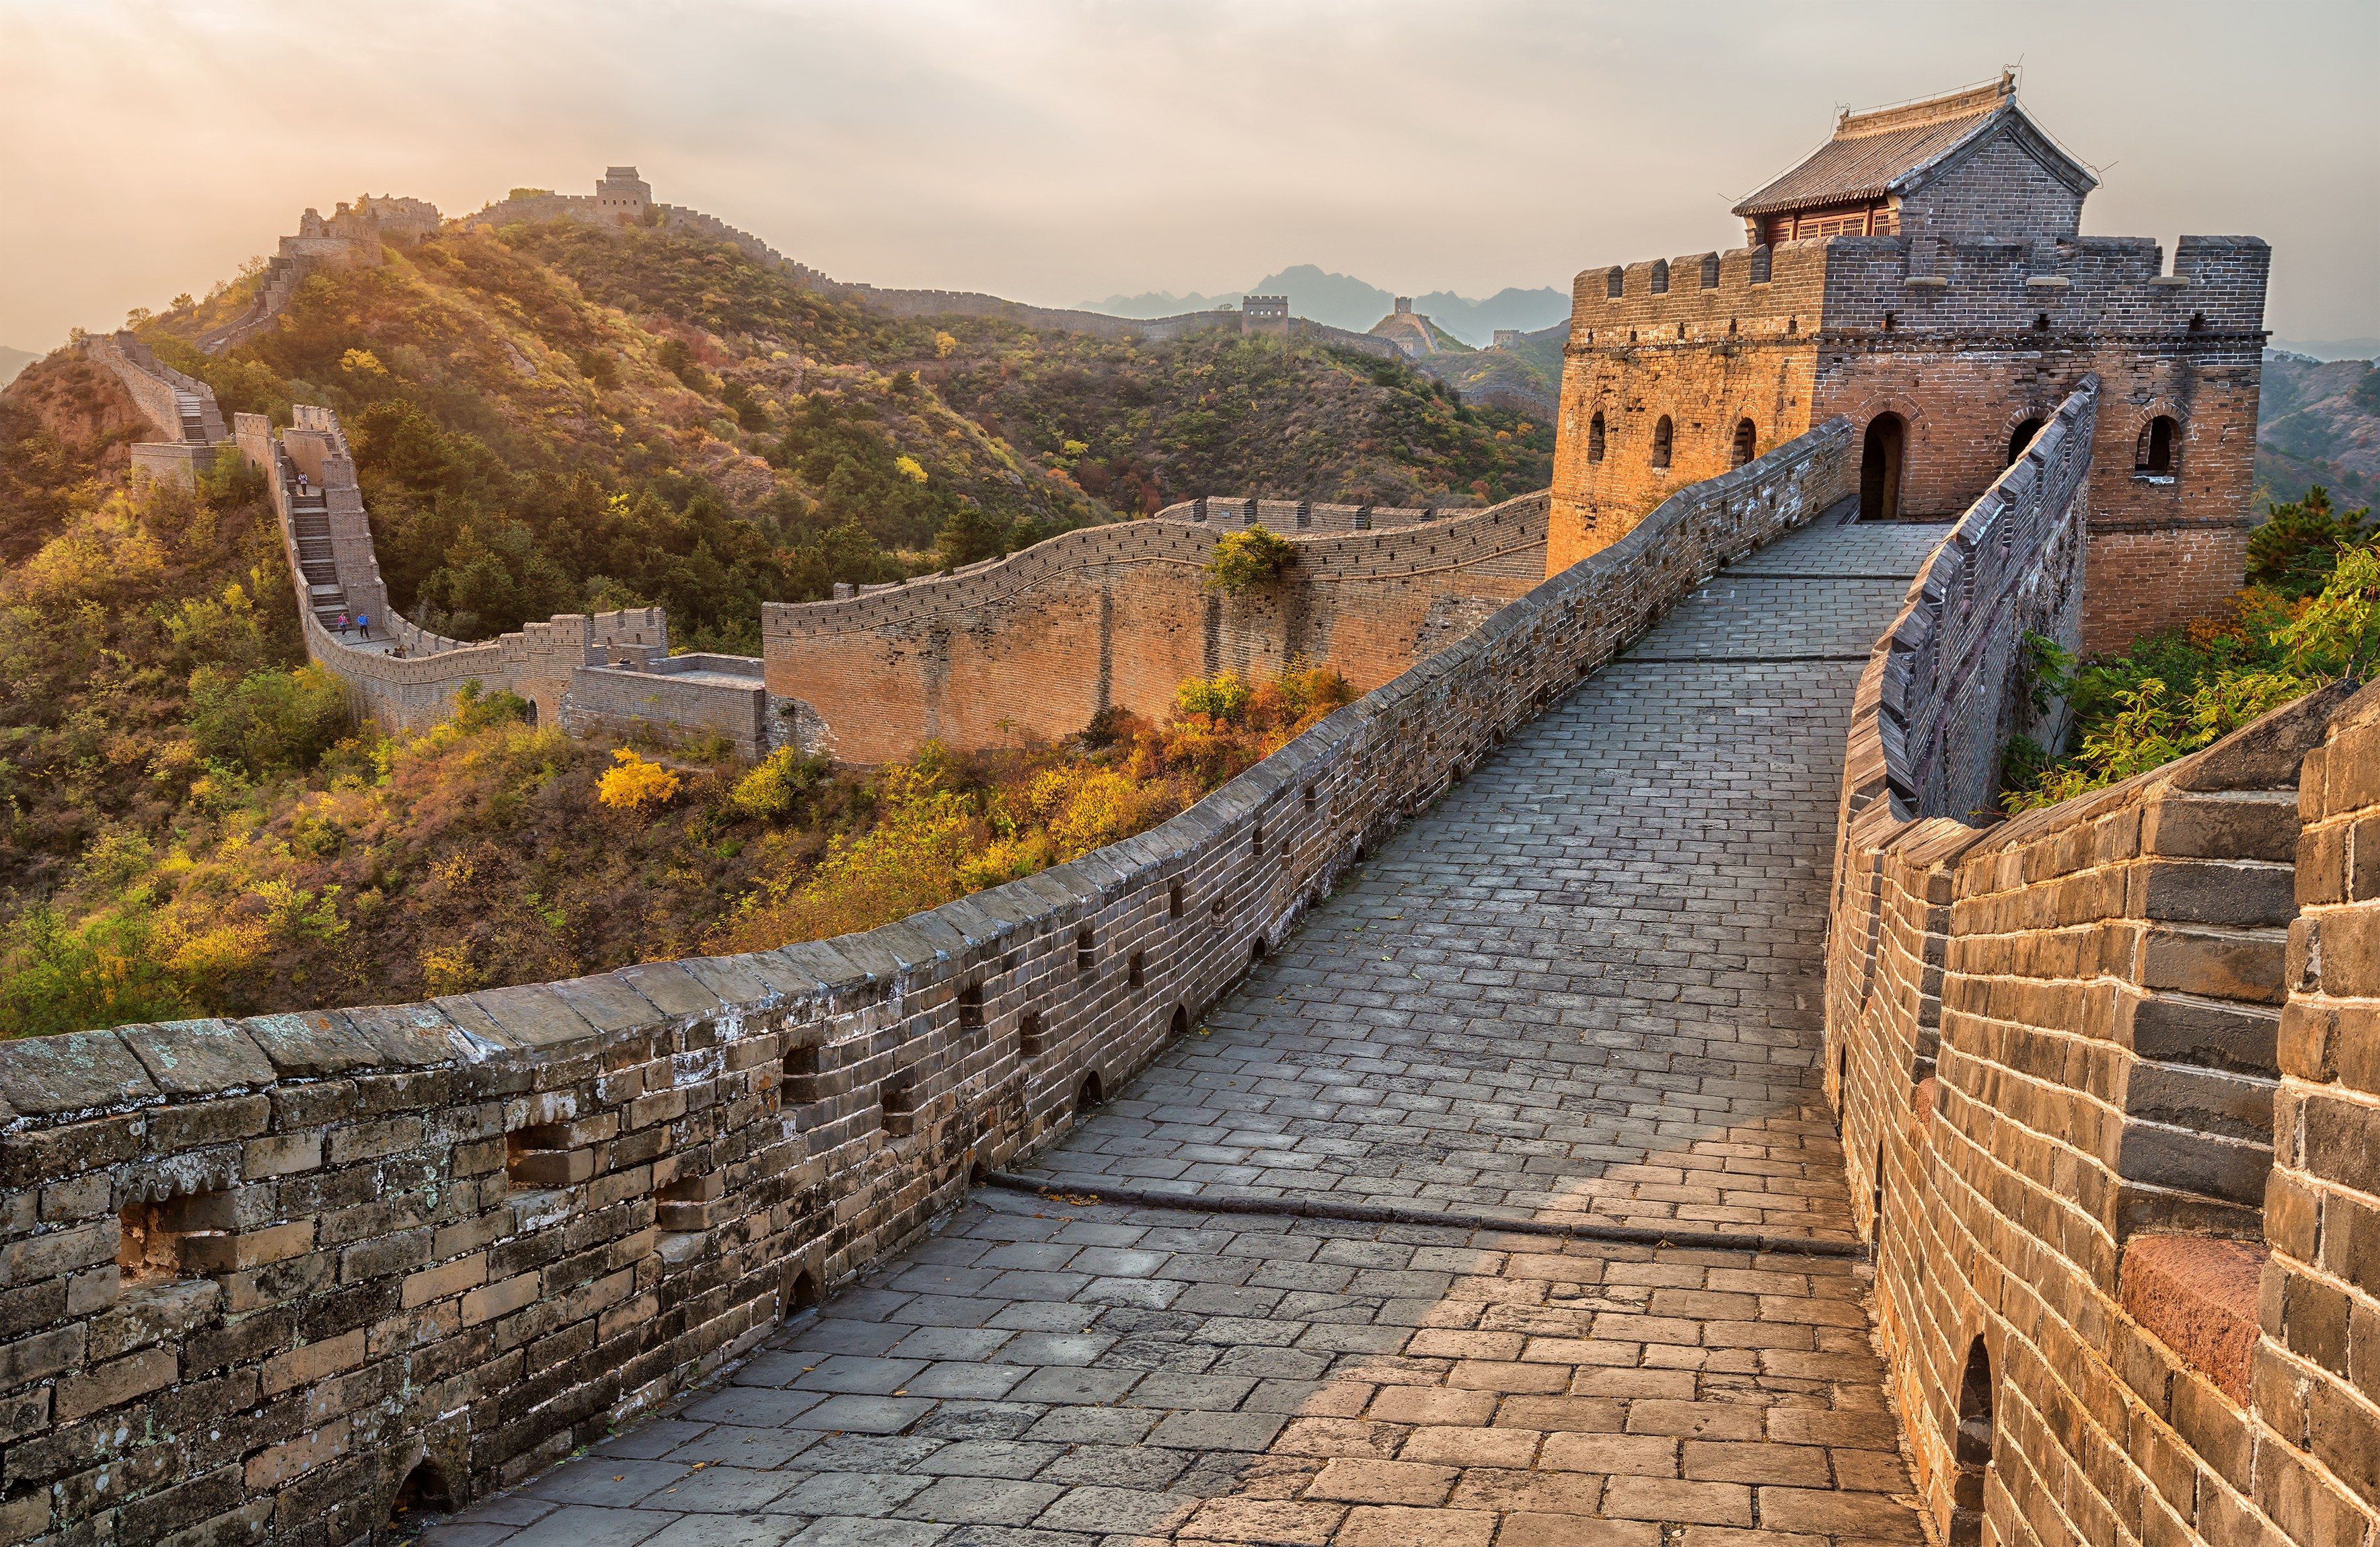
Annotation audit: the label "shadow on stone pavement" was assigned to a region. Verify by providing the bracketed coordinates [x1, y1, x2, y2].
[426, 516, 1943, 1545]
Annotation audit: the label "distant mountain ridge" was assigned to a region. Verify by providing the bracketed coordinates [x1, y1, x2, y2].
[0, 346, 37, 388]
[1085, 264, 1567, 346]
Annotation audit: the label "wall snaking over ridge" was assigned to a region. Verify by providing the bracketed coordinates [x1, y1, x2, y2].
[227, 402, 798, 760]
[0, 422, 1853, 1544]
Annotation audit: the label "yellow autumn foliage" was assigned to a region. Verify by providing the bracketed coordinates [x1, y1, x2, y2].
[597, 749, 681, 813]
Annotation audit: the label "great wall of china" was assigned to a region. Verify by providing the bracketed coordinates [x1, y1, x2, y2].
[8, 79, 2377, 1547]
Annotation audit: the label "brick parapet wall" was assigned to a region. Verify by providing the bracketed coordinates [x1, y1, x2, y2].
[82, 335, 231, 487]
[0, 424, 1851, 1544]
[1828, 364, 2377, 1543]
[764, 493, 1554, 764]
[2264, 683, 2380, 1530]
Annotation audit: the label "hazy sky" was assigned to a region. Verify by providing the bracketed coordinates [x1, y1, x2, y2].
[3, 0, 2375, 351]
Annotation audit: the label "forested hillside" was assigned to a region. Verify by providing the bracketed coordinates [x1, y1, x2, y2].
[2258, 350, 2380, 506]
[0, 213, 1543, 1033]
[106, 219, 1547, 649]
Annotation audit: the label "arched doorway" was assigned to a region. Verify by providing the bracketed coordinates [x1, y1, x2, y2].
[1731, 418, 1757, 469]
[2006, 418, 2043, 467]
[1860, 413, 1906, 521]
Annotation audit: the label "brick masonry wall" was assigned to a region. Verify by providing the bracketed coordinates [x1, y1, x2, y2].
[0, 425, 1850, 1545]
[1828, 368, 2377, 1544]
[2266, 683, 2380, 1532]
[761, 493, 1551, 765]
[1551, 231, 2268, 650]
[1894, 130, 2087, 241]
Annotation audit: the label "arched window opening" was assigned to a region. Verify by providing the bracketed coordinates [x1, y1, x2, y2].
[791, 1268, 819, 1310]
[523, 700, 539, 728]
[392, 1462, 457, 1523]
[1650, 416, 1674, 470]
[1951, 1338, 1998, 1544]
[1649, 259, 1669, 295]
[2006, 418, 2043, 467]
[1606, 268, 1623, 299]
[1076, 1070, 1103, 1114]
[1170, 1006, 1189, 1041]
[1882, 310, 1897, 332]
[2136, 416, 2178, 476]
[1251, 936, 1269, 966]
[968, 1159, 988, 1187]
[2032, 313, 2051, 332]
[1859, 413, 1906, 521]
[1730, 419, 1756, 469]
[2188, 311, 2206, 333]
[1586, 412, 1606, 464]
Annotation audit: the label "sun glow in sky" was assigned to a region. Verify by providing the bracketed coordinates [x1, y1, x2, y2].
[2, 0, 2375, 350]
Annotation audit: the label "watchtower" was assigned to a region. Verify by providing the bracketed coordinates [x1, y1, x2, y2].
[1548, 76, 2267, 651]
[596, 166, 653, 227]
[1240, 295, 1290, 337]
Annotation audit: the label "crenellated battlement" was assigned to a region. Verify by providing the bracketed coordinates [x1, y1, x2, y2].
[1566, 233, 2269, 350]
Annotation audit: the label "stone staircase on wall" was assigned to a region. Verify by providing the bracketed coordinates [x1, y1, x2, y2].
[287, 486, 352, 632]
[84, 331, 232, 485]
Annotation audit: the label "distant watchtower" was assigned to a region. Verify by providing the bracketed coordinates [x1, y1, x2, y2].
[1394, 297, 1414, 315]
[596, 167, 653, 227]
[1493, 330, 1524, 348]
[1241, 295, 1290, 336]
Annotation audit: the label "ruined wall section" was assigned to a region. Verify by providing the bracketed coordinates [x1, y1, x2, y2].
[0, 425, 1851, 1543]
[765, 492, 1551, 765]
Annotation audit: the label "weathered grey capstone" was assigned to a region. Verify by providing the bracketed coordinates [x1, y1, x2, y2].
[617, 960, 727, 1020]
[466, 983, 598, 1048]
[116, 1019, 276, 1096]
[239, 1010, 384, 1077]
[548, 973, 664, 1033]
[0, 1029, 155, 1116]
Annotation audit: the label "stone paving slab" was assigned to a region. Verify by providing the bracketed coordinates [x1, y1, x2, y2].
[1018, 517, 1945, 1241]
[435, 1191, 1923, 1546]
[436, 514, 1946, 1544]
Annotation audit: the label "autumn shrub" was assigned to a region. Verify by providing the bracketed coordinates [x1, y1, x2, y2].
[597, 749, 681, 813]
[2005, 540, 2380, 811]
[1203, 525, 1298, 594]
[729, 746, 831, 823]
[712, 664, 1355, 954]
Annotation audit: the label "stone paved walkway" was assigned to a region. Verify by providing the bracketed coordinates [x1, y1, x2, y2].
[434, 513, 1947, 1547]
